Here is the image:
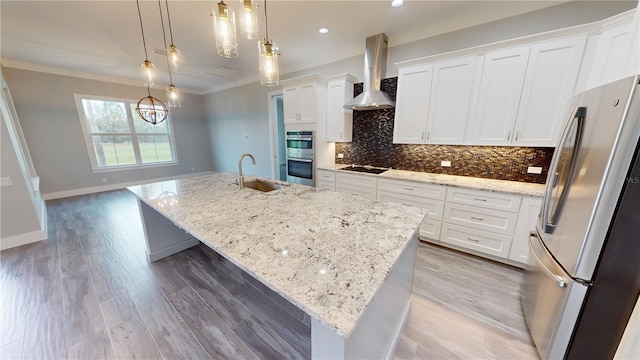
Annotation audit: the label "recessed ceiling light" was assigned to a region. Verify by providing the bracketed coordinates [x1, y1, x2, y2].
[391, 0, 403, 7]
[319, 27, 329, 34]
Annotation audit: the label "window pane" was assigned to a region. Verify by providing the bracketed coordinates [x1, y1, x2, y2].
[92, 136, 136, 167]
[130, 104, 169, 134]
[82, 99, 129, 133]
[138, 135, 173, 163]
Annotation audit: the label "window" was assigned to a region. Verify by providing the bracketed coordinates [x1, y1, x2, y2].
[74, 94, 177, 172]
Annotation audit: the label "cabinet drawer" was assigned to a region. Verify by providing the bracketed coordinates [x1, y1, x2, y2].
[377, 190, 444, 221]
[441, 223, 513, 258]
[419, 218, 442, 241]
[446, 188, 521, 212]
[317, 170, 336, 182]
[336, 172, 378, 189]
[317, 180, 336, 191]
[377, 178, 446, 200]
[444, 203, 517, 236]
[335, 183, 377, 200]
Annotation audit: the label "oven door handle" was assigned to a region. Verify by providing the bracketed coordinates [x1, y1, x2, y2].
[288, 158, 313, 162]
[287, 137, 313, 141]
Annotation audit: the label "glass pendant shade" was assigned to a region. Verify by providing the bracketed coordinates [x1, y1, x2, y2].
[167, 44, 181, 72]
[240, 0, 259, 40]
[166, 84, 181, 108]
[213, 1, 239, 58]
[258, 39, 279, 86]
[136, 94, 169, 125]
[141, 60, 157, 86]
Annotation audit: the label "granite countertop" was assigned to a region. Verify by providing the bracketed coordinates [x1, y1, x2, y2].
[127, 173, 425, 337]
[319, 165, 546, 197]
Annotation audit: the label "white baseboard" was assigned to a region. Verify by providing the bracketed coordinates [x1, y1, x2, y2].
[147, 237, 200, 262]
[0, 229, 47, 250]
[42, 171, 213, 200]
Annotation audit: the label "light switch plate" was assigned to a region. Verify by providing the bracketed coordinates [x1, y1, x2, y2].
[0, 177, 12, 186]
[441, 160, 451, 167]
[528, 166, 543, 174]
[337, 153, 344, 159]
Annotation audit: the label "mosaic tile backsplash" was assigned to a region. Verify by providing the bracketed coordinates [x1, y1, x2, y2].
[335, 78, 554, 184]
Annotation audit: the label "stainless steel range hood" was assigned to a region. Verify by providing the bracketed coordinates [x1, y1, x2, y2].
[344, 33, 395, 111]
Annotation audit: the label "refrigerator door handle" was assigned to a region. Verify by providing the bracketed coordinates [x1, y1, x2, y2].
[541, 106, 586, 233]
[528, 231, 569, 288]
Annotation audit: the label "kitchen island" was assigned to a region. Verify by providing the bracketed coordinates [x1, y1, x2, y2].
[127, 172, 426, 359]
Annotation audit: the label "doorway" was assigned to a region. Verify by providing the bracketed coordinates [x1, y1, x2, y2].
[268, 91, 286, 181]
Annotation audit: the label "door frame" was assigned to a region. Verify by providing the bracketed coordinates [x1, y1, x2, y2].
[267, 89, 283, 180]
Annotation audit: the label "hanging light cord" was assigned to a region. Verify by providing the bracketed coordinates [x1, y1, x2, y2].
[264, 0, 269, 41]
[165, 0, 175, 45]
[136, 0, 150, 60]
[157, 0, 174, 85]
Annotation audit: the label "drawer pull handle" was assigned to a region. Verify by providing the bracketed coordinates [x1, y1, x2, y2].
[466, 237, 480, 242]
[403, 187, 414, 191]
[470, 216, 484, 221]
[474, 198, 487, 202]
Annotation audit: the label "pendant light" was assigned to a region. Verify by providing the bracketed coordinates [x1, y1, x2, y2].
[240, 0, 259, 40]
[137, 0, 157, 86]
[213, 0, 239, 58]
[164, 0, 181, 72]
[135, 0, 168, 124]
[158, 0, 181, 108]
[137, 88, 169, 125]
[258, 0, 279, 87]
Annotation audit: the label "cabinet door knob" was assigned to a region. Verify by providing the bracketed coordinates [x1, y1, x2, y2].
[507, 131, 512, 141]
[427, 132, 431, 140]
[466, 237, 480, 243]
[421, 132, 425, 140]
[470, 216, 484, 221]
[515, 131, 520, 141]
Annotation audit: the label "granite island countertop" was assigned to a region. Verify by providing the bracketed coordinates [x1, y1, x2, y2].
[127, 172, 426, 337]
[319, 165, 546, 197]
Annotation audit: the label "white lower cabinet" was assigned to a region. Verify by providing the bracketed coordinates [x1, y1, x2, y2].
[335, 172, 378, 200]
[316, 168, 541, 265]
[443, 188, 522, 261]
[508, 197, 542, 263]
[440, 223, 514, 258]
[376, 178, 446, 241]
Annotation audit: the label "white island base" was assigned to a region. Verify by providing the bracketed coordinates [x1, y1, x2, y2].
[136, 198, 417, 360]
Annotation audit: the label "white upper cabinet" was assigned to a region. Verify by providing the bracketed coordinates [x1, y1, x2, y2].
[393, 63, 433, 144]
[513, 36, 586, 147]
[468, 36, 586, 147]
[282, 75, 325, 124]
[393, 56, 477, 145]
[326, 74, 357, 142]
[468, 46, 530, 145]
[426, 56, 478, 144]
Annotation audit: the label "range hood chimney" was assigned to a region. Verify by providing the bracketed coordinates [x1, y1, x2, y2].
[344, 33, 395, 111]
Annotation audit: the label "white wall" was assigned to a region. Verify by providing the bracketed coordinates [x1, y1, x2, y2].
[0, 117, 41, 239]
[205, 1, 637, 178]
[204, 81, 274, 177]
[2, 68, 214, 196]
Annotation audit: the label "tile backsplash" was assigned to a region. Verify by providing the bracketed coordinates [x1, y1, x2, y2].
[335, 78, 554, 184]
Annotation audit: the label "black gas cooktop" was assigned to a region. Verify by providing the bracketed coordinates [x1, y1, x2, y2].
[339, 166, 389, 175]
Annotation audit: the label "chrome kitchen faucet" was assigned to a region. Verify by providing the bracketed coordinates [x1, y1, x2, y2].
[238, 153, 256, 189]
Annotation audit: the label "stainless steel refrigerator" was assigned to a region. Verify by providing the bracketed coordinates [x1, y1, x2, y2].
[522, 75, 640, 360]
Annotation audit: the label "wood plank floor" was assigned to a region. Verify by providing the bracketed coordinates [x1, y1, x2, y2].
[0, 189, 539, 359]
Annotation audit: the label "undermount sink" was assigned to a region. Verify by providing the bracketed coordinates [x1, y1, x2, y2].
[243, 179, 287, 192]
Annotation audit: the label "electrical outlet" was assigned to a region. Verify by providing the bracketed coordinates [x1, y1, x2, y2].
[191, 167, 195, 172]
[0, 177, 12, 186]
[528, 166, 543, 174]
[102, 177, 107, 183]
[441, 160, 451, 167]
[337, 153, 344, 159]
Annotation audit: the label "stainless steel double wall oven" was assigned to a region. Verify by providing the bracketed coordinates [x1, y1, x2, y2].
[285, 131, 314, 186]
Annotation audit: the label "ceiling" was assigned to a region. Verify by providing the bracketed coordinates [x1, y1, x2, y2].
[1, 1, 565, 94]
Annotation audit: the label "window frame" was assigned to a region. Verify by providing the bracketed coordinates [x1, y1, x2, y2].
[74, 93, 179, 173]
